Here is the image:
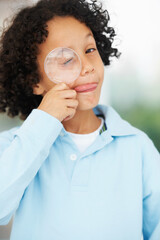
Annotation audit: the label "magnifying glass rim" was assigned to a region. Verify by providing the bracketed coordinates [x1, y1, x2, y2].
[44, 47, 82, 84]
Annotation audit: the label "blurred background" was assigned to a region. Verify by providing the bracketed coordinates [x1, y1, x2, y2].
[0, 0, 159, 239]
[101, 0, 160, 153]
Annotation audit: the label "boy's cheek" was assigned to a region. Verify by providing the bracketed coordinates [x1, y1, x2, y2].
[96, 59, 104, 78]
[97, 67, 104, 85]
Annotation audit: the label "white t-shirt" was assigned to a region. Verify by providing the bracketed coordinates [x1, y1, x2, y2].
[67, 117, 104, 153]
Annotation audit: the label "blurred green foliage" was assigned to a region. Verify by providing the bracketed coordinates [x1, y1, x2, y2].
[117, 105, 160, 152]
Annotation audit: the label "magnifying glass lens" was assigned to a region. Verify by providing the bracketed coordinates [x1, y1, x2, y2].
[44, 47, 81, 84]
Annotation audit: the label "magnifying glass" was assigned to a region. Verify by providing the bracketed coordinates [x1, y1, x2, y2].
[44, 47, 82, 84]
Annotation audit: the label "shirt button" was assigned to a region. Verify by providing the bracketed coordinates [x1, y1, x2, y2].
[70, 154, 77, 161]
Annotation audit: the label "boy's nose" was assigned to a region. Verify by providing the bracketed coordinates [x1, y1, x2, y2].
[79, 55, 95, 76]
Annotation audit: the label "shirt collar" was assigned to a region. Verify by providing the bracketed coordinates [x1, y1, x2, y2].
[93, 104, 138, 137]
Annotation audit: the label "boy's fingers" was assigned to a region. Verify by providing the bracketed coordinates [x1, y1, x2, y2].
[65, 99, 79, 108]
[59, 90, 77, 99]
[51, 82, 70, 91]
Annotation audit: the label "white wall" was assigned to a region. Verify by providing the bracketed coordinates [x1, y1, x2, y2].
[101, 0, 160, 110]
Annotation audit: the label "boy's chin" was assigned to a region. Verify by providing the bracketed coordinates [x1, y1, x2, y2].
[77, 101, 98, 111]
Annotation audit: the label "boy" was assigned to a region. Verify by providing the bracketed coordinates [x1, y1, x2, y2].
[0, 0, 160, 239]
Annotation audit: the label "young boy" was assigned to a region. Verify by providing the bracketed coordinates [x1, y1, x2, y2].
[0, 0, 160, 239]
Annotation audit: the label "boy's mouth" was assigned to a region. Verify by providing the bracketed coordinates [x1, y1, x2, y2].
[74, 83, 98, 93]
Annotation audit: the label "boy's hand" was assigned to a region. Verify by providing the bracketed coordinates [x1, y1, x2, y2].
[37, 83, 78, 122]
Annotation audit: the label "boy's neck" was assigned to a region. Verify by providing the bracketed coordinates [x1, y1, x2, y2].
[62, 109, 101, 134]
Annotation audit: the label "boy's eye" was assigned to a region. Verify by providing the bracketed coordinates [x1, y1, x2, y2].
[58, 58, 73, 66]
[86, 48, 96, 54]
[63, 58, 73, 65]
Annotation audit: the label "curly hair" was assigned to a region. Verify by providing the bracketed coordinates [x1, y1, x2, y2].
[0, 0, 120, 120]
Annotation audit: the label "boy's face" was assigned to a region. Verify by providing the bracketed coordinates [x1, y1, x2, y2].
[36, 16, 104, 111]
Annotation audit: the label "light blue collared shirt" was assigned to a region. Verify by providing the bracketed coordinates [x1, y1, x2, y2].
[0, 104, 160, 240]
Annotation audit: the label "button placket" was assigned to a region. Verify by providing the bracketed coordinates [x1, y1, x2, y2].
[70, 154, 77, 161]
[71, 156, 91, 191]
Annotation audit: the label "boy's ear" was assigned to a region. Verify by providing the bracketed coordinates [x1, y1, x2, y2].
[33, 83, 45, 95]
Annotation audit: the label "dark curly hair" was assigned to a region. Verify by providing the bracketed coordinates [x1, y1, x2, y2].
[0, 0, 120, 120]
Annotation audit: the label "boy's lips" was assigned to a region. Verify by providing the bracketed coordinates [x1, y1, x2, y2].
[74, 83, 98, 93]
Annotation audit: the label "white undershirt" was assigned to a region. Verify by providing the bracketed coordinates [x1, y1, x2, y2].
[67, 117, 104, 153]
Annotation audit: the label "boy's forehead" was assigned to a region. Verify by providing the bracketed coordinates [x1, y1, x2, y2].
[38, 16, 95, 55]
[47, 16, 94, 43]
[48, 15, 87, 29]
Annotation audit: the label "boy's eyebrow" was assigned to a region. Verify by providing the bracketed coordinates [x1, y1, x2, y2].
[66, 32, 94, 49]
[85, 32, 94, 39]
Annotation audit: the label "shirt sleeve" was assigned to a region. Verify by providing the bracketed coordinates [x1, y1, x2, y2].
[0, 109, 63, 225]
[142, 134, 160, 240]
